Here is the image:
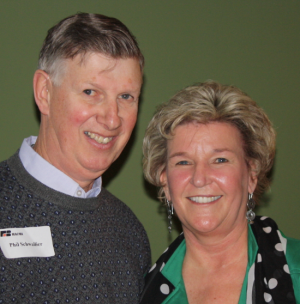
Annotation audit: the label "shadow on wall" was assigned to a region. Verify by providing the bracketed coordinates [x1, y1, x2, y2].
[103, 127, 137, 188]
[33, 96, 41, 125]
[143, 179, 182, 242]
[256, 153, 276, 214]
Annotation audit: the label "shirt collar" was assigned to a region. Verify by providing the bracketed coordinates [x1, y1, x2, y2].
[19, 136, 101, 198]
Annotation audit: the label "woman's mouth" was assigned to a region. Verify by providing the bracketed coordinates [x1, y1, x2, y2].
[84, 131, 113, 144]
[188, 195, 222, 204]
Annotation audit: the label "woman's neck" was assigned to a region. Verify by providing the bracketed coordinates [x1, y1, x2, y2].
[182, 221, 249, 304]
[183, 220, 248, 271]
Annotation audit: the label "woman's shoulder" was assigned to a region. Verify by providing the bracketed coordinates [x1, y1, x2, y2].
[145, 232, 185, 280]
[140, 233, 186, 304]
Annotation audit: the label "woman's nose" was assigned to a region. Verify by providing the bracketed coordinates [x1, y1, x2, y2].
[191, 163, 211, 188]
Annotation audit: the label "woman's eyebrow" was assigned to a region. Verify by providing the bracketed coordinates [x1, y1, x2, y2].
[168, 152, 188, 159]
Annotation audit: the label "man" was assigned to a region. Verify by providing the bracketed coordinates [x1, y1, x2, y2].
[0, 13, 151, 303]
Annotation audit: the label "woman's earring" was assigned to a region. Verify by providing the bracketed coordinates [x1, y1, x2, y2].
[246, 193, 256, 223]
[167, 200, 174, 233]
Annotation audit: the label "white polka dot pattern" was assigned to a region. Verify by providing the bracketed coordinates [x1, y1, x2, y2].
[142, 216, 298, 304]
[163, 247, 169, 253]
[257, 253, 262, 262]
[264, 292, 272, 302]
[149, 263, 157, 273]
[160, 262, 165, 272]
[275, 243, 283, 252]
[160, 284, 170, 295]
[268, 278, 278, 289]
[140, 233, 183, 303]
[260, 216, 268, 220]
[284, 264, 290, 274]
[248, 216, 296, 304]
[263, 227, 272, 233]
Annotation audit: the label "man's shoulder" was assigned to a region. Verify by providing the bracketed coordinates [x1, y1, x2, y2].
[99, 187, 145, 226]
[0, 156, 11, 170]
[0, 158, 8, 171]
[0, 151, 19, 171]
[99, 187, 129, 210]
[0, 152, 19, 184]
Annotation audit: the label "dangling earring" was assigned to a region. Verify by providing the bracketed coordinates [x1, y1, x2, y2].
[167, 200, 174, 233]
[246, 193, 256, 223]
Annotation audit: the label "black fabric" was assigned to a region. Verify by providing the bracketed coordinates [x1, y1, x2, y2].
[140, 233, 184, 304]
[140, 217, 296, 304]
[250, 216, 296, 304]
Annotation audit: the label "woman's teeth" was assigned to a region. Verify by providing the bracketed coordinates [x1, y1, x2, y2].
[84, 131, 113, 144]
[189, 195, 221, 203]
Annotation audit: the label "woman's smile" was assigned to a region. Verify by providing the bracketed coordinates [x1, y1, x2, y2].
[188, 195, 222, 204]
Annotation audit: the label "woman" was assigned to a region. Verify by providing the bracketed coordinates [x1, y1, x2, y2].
[140, 81, 300, 304]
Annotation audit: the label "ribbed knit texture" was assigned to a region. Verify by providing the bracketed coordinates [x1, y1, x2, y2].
[0, 151, 151, 303]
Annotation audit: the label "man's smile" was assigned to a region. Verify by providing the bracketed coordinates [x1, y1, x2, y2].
[84, 131, 113, 144]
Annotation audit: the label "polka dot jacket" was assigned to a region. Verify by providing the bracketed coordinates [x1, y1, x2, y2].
[0, 152, 151, 303]
[140, 218, 300, 304]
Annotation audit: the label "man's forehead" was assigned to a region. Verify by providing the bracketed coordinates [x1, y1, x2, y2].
[69, 52, 140, 70]
[55, 52, 142, 89]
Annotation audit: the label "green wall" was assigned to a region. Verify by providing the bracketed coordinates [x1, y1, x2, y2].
[0, 1, 299, 262]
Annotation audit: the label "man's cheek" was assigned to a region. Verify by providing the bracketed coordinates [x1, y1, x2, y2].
[71, 109, 90, 126]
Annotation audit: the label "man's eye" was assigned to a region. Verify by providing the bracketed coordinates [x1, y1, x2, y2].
[120, 94, 133, 100]
[83, 89, 94, 96]
[215, 158, 228, 163]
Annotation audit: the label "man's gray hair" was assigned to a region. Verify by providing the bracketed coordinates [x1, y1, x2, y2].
[38, 13, 144, 85]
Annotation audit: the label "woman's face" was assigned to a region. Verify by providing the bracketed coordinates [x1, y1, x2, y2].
[160, 122, 257, 238]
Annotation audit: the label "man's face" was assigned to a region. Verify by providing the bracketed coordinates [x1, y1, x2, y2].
[39, 53, 142, 189]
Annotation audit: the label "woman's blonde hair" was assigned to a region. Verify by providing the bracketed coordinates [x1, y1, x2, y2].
[143, 81, 276, 202]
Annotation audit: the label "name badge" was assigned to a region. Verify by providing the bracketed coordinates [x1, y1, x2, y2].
[0, 226, 55, 259]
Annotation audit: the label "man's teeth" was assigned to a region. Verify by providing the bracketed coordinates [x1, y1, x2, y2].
[189, 196, 221, 203]
[84, 131, 113, 144]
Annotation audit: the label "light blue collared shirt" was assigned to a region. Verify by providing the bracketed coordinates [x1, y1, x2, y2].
[19, 136, 101, 198]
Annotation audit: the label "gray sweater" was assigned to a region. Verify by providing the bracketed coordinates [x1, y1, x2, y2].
[0, 152, 151, 303]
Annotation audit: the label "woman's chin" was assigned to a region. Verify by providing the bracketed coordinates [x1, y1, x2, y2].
[183, 218, 222, 235]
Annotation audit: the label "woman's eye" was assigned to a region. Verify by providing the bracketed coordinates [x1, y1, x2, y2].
[176, 160, 189, 165]
[83, 89, 95, 96]
[120, 94, 133, 100]
[215, 158, 228, 163]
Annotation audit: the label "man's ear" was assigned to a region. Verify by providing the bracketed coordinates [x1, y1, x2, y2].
[248, 160, 258, 194]
[33, 70, 51, 115]
[160, 170, 171, 201]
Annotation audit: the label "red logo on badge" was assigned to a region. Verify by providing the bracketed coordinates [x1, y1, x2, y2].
[0, 230, 11, 237]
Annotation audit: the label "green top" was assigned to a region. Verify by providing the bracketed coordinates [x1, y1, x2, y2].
[160, 227, 300, 304]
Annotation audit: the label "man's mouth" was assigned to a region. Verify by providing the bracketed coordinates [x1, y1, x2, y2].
[188, 195, 221, 204]
[84, 131, 113, 144]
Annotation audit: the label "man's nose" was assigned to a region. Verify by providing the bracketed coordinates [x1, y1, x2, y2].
[96, 98, 122, 131]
